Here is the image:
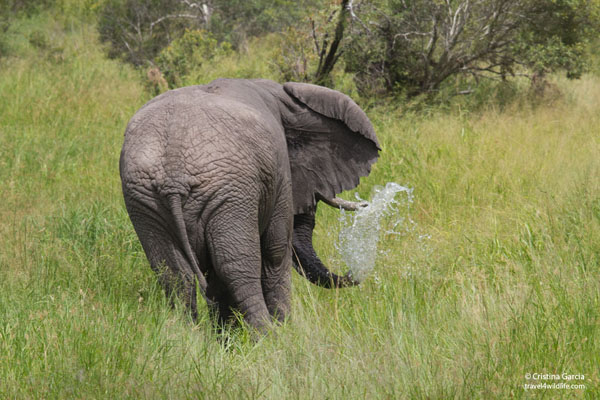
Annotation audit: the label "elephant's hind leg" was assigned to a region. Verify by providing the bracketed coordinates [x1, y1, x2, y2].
[205, 270, 234, 327]
[206, 209, 271, 330]
[260, 193, 292, 323]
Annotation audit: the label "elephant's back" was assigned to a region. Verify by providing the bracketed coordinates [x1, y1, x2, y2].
[120, 86, 287, 201]
[125, 85, 282, 154]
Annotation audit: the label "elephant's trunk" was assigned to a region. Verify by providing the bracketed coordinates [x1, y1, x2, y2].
[292, 210, 357, 288]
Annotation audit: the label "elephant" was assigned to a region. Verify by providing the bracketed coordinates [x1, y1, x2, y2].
[120, 78, 380, 330]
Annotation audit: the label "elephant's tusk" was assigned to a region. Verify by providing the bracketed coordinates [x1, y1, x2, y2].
[319, 195, 369, 211]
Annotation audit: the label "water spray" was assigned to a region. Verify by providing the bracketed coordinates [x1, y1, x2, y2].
[335, 182, 414, 283]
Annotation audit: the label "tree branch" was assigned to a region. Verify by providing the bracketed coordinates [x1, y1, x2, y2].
[149, 14, 200, 32]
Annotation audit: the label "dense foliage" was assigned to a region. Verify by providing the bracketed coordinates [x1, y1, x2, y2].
[1, 0, 56, 15]
[343, 0, 600, 97]
[94, 0, 600, 97]
[208, 0, 320, 47]
[98, 0, 204, 66]
[97, 0, 319, 68]
[0, 0, 57, 57]
[155, 29, 232, 87]
[271, 2, 348, 85]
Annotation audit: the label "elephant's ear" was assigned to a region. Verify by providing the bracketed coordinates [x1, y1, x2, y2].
[283, 82, 381, 214]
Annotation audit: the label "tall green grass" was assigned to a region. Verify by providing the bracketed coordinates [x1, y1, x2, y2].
[0, 11, 598, 399]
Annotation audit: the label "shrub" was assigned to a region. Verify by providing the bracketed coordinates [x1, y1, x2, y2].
[209, 0, 321, 48]
[155, 29, 232, 88]
[0, 0, 57, 58]
[344, 0, 600, 98]
[98, 0, 205, 66]
[2, 0, 56, 16]
[272, 26, 318, 83]
[97, 0, 320, 68]
[271, 1, 350, 86]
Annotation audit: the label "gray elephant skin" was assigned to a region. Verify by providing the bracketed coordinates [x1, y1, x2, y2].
[120, 78, 380, 330]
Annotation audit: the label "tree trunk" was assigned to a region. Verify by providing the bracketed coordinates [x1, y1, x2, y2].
[314, 0, 349, 86]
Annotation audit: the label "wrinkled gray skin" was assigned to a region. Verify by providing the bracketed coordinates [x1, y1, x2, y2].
[120, 78, 380, 330]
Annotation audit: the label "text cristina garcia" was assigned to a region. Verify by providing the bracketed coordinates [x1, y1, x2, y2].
[525, 373, 585, 381]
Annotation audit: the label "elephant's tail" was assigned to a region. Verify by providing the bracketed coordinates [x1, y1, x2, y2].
[166, 193, 208, 295]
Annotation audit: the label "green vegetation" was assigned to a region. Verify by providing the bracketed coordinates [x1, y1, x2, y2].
[344, 0, 600, 98]
[155, 29, 232, 88]
[97, 0, 320, 66]
[1, 4, 599, 399]
[95, 0, 600, 97]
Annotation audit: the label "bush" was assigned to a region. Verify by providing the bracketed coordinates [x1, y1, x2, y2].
[209, 0, 321, 48]
[98, 0, 205, 66]
[97, 0, 320, 68]
[0, 0, 57, 59]
[2, 0, 56, 16]
[270, 1, 351, 86]
[271, 26, 318, 83]
[155, 29, 232, 88]
[344, 0, 600, 98]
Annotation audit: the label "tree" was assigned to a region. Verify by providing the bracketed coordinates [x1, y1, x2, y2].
[272, 0, 356, 86]
[98, 0, 210, 66]
[155, 29, 231, 87]
[208, 0, 319, 47]
[98, 0, 320, 67]
[343, 0, 600, 98]
[313, 0, 349, 85]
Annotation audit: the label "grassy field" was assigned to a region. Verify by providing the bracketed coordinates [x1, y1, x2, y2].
[1, 12, 599, 399]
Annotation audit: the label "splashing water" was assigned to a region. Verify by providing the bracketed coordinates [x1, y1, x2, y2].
[335, 182, 414, 283]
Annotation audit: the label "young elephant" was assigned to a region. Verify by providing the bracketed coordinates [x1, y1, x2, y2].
[120, 78, 380, 330]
